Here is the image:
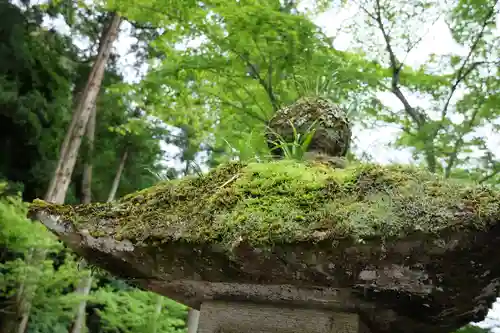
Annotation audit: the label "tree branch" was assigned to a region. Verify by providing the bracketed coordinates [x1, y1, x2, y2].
[202, 67, 270, 119]
[267, 57, 278, 110]
[479, 168, 500, 184]
[235, 51, 278, 112]
[201, 89, 268, 124]
[399, 14, 442, 66]
[443, 106, 481, 178]
[438, 2, 498, 128]
[440, 3, 498, 176]
[367, 0, 425, 127]
[359, 0, 436, 171]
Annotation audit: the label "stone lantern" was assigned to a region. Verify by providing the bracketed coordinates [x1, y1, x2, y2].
[30, 99, 500, 333]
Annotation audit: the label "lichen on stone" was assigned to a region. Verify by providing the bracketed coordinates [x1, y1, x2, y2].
[29, 160, 500, 253]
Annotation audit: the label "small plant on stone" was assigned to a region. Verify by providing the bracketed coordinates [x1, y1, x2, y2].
[266, 119, 318, 161]
[292, 71, 359, 120]
[294, 73, 338, 101]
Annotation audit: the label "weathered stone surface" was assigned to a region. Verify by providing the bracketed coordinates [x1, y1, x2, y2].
[267, 97, 351, 158]
[197, 301, 365, 333]
[30, 160, 500, 333]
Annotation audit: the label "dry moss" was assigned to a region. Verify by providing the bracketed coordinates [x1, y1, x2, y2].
[30, 160, 500, 250]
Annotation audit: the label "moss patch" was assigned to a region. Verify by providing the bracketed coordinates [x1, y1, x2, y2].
[30, 160, 500, 250]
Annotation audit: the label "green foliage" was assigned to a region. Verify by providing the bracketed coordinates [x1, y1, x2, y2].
[0, 2, 183, 333]
[0, 183, 55, 254]
[0, 183, 87, 332]
[456, 325, 491, 333]
[0, 2, 75, 200]
[93, 288, 187, 333]
[337, 0, 499, 182]
[1, 0, 499, 332]
[113, 0, 383, 167]
[0, 1, 165, 204]
[0, 181, 190, 333]
[80, 87, 167, 202]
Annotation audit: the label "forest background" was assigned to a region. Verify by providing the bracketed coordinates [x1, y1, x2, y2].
[0, 0, 498, 332]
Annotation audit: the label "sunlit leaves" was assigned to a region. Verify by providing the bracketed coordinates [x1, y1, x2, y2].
[115, 0, 390, 166]
[449, 0, 498, 44]
[335, 0, 499, 181]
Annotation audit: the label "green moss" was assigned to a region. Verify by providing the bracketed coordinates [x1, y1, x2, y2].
[29, 160, 500, 250]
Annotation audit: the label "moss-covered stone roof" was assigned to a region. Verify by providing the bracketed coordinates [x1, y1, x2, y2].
[30, 160, 499, 251]
[30, 160, 500, 333]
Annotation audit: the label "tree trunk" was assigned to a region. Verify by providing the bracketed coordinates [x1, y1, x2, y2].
[108, 150, 128, 202]
[69, 147, 128, 333]
[69, 105, 97, 333]
[81, 106, 96, 204]
[187, 309, 200, 333]
[151, 294, 163, 333]
[13, 13, 122, 333]
[69, 269, 93, 333]
[44, 12, 121, 204]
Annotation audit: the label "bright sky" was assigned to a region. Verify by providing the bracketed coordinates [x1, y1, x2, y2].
[21, 0, 500, 329]
[312, 1, 500, 165]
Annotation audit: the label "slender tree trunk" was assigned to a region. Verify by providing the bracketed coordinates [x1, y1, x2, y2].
[108, 150, 128, 202]
[70, 106, 97, 333]
[151, 294, 163, 333]
[16, 301, 30, 333]
[13, 13, 122, 333]
[45, 13, 122, 204]
[187, 309, 200, 333]
[69, 146, 128, 333]
[69, 270, 93, 333]
[81, 106, 96, 204]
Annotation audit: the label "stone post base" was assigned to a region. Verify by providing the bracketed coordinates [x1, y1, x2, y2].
[198, 301, 370, 333]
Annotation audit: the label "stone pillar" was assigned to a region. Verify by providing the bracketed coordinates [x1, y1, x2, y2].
[197, 301, 370, 333]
